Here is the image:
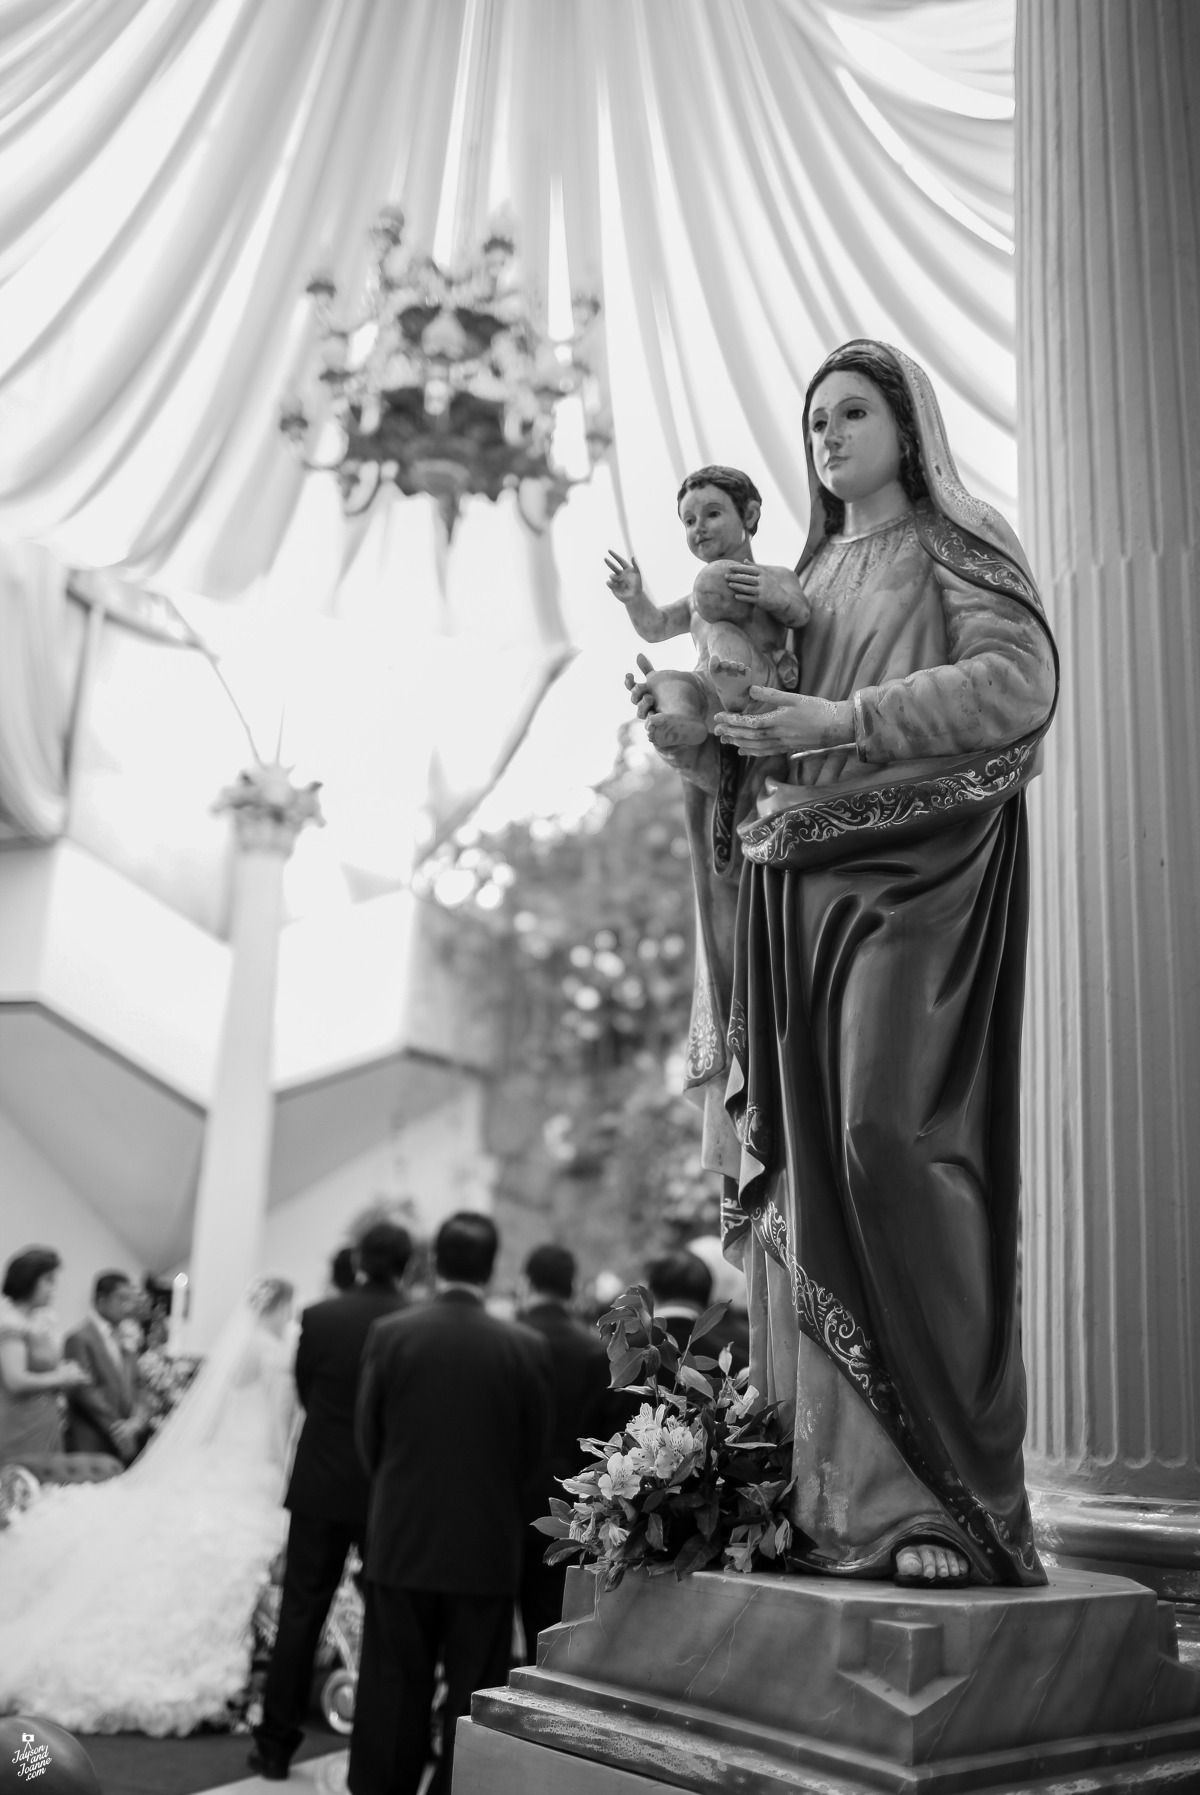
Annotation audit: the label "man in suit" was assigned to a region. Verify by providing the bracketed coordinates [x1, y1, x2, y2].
[516, 1243, 613, 1658]
[249, 1222, 412, 1780]
[348, 1212, 551, 1795]
[646, 1249, 713, 1354]
[63, 1272, 145, 1464]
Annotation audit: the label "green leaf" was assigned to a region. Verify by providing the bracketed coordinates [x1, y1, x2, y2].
[544, 1541, 586, 1566]
[610, 1346, 649, 1388]
[532, 1516, 573, 1538]
[673, 1532, 722, 1577]
[548, 1497, 575, 1521]
[599, 1287, 654, 1343]
[646, 1511, 666, 1552]
[695, 1497, 720, 1539]
[676, 1364, 715, 1399]
[684, 1300, 731, 1349]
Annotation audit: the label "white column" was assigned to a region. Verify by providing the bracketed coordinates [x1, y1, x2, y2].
[1016, 0, 1200, 1599]
[186, 766, 321, 1351]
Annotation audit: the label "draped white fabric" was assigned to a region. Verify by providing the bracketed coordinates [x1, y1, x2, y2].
[0, 540, 72, 840]
[0, 1, 1015, 851]
[0, 0, 1015, 591]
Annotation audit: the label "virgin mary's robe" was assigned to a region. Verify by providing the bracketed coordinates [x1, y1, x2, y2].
[683, 505, 1056, 1585]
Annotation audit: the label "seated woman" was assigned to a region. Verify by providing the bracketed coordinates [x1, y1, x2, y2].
[0, 1248, 120, 1485]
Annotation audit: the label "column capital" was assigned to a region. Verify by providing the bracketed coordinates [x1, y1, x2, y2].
[215, 762, 323, 856]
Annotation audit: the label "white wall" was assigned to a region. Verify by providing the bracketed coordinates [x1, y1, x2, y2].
[0, 843, 225, 1105]
[0, 1106, 143, 1329]
[260, 1079, 495, 1309]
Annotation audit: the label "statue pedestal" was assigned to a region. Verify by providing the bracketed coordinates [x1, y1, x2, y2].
[455, 1565, 1200, 1794]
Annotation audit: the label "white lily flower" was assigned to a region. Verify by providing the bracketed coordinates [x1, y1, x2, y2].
[597, 1450, 643, 1501]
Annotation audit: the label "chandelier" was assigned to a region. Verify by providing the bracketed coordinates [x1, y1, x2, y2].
[280, 207, 611, 536]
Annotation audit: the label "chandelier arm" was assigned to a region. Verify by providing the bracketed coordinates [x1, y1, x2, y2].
[301, 449, 353, 474]
[514, 477, 548, 535]
[342, 462, 383, 516]
[321, 297, 382, 338]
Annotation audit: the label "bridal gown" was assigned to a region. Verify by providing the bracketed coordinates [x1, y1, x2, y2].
[0, 1314, 295, 1734]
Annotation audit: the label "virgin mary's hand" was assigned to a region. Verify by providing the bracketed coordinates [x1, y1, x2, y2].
[714, 689, 855, 757]
[624, 654, 702, 769]
[624, 651, 656, 719]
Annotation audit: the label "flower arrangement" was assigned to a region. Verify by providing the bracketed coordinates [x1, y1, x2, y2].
[135, 1348, 201, 1435]
[535, 1286, 795, 1588]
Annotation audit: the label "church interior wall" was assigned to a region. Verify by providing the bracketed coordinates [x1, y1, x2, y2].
[259, 1075, 496, 1307]
[0, 1104, 143, 1328]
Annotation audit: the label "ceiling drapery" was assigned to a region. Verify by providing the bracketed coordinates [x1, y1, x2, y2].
[0, 0, 1015, 601]
[0, 539, 73, 840]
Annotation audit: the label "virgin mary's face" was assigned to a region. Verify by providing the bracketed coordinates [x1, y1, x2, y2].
[807, 371, 902, 504]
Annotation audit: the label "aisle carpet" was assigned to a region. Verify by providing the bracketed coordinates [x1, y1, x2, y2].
[79, 1729, 341, 1795]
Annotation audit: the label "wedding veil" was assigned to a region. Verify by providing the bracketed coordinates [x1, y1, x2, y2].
[126, 1277, 294, 1493]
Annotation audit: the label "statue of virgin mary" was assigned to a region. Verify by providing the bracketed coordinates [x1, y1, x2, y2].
[659, 340, 1057, 1586]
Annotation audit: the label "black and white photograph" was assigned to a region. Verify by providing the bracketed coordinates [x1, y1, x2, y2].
[0, 3, 1197, 1794]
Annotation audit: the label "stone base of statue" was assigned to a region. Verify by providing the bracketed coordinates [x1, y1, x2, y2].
[452, 1564, 1200, 1794]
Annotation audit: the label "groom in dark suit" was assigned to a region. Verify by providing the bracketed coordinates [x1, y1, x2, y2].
[349, 1212, 551, 1795]
[249, 1221, 412, 1780]
[64, 1272, 145, 1464]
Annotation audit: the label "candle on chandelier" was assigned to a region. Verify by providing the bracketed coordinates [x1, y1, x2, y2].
[166, 1273, 189, 1358]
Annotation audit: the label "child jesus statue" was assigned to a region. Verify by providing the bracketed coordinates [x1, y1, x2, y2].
[604, 465, 810, 748]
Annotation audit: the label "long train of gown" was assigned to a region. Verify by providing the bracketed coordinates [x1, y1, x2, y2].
[0, 1331, 291, 1734]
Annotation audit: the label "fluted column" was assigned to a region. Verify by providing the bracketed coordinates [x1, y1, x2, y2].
[186, 765, 322, 1352]
[1017, 0, 1200, 1600]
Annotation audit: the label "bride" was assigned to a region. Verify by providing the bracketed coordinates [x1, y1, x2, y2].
[0, 1276, 297, 1734]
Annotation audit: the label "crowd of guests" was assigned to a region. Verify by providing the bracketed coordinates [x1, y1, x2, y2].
[253, 1218, 745, 1795]
[0, 1251, 180, 1484]
[0, 1223, 744, 1795]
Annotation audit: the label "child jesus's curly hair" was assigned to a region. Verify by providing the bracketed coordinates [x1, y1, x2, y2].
[676, 465, 762, 536]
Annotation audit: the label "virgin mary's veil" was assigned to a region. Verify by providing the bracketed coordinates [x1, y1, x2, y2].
[125, 1278, 291, 1493]
[795, 339, 1036, 585]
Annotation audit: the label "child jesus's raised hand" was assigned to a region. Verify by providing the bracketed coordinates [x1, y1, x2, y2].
[604, 549, 643, 603]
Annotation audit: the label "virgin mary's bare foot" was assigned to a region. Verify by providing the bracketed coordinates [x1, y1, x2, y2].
[894, 1543, 971, 1586]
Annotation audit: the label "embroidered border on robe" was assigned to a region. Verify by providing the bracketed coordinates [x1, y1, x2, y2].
[741, 740, 1038, 865]
[748, 1193, 1041, 1583]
